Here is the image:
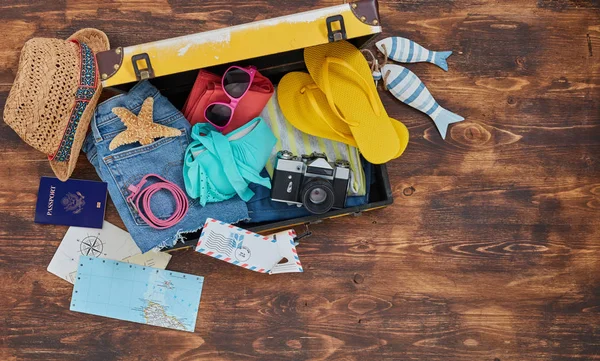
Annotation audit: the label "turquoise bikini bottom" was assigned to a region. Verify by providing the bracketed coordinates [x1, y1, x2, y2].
[183, 118, 277, 206]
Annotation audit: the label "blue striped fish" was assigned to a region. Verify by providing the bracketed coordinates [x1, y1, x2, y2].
[382, 63, 463, 139]
[376, 37, 453, 71]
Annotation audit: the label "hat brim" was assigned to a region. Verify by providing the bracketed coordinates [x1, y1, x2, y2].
[68, 28, 110, 54]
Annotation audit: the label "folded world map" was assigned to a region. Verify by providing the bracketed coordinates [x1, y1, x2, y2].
[70, 256, 204, 332]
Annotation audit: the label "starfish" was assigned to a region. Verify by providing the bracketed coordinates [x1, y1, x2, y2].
[109, 97, 182, 151]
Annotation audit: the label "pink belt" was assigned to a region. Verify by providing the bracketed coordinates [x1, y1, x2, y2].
[127, 174, 189, 230]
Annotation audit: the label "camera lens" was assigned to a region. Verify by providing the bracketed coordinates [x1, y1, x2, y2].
[301, 179, 335, 215]
[309, 188, 327, 204]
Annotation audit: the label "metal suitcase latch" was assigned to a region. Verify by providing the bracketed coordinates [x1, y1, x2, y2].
[326, 15, 347, 42]
[293, 224, 313, 245]
[131, 53, 154, 80]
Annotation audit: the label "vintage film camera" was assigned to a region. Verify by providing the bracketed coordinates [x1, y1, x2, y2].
[271, 150, 350, 215]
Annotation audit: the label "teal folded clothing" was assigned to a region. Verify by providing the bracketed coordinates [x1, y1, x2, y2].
[183, 118, 277, 206]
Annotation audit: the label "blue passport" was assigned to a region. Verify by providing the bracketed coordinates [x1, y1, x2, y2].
[35, 177, 108, 229]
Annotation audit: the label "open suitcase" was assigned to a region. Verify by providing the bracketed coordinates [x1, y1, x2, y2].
[95, 0, 393, 250]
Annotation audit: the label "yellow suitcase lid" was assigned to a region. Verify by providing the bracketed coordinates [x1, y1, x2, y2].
[97, 0, 381, 87]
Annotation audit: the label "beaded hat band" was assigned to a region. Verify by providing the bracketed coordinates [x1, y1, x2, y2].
[49, 40, 98, 162]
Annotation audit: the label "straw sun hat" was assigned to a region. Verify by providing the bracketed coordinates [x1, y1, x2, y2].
[3, 28, 110, 181]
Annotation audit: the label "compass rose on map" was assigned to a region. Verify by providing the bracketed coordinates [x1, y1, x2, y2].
[79, 235, 105, 257]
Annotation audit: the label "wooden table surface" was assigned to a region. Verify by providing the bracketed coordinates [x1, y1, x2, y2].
[1, 1, 599, 360]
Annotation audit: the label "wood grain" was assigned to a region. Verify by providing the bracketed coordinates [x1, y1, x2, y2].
[1, 0, 599, 360]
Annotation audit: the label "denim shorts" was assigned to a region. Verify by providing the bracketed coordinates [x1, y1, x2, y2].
[83, 81, 249, 252]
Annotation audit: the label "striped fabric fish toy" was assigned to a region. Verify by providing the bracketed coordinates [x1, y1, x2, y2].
[382, 63, 464, 139]
[376, 37, 453, 71]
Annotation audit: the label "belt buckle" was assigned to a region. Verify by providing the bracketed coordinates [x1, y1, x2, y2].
[127, 198, 138, 213]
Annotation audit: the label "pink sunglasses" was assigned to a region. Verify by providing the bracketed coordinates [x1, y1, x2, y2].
[204, 66, 257, 131]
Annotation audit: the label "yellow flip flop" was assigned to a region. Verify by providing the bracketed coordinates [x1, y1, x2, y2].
[304, 41, 409, 163]
[278, 72, 357, 147]
[278, 71, 409, 158]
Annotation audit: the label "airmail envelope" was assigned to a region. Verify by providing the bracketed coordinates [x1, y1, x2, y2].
[195, 218, 302, 274]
